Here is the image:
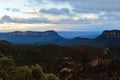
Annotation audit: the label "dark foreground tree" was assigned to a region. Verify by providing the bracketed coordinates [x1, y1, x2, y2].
[0, 53, 60, 80]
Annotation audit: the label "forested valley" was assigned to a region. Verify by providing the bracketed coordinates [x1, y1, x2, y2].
[0, 40, 120, 80]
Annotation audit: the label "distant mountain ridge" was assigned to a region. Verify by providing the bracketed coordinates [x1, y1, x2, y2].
[0, 30, 66, 44]
[4, 30, 58, 36]
[57, 31, 101, 39]
[0, 30, 120, 47]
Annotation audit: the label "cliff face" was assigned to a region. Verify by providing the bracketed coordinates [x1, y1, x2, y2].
[100, 30, 120, 38]
[8, 30, 58, 36]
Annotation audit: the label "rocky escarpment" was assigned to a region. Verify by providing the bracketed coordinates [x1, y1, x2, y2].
[7, 30, 59, 36]
[99, 30, 120, 38]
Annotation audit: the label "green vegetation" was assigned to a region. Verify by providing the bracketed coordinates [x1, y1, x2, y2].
[0, 52, 59, 80]
[0, 40, 120, 80]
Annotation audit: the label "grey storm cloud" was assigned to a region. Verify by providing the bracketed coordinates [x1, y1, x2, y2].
[5, 8, 20, 12]
[30, 0, 120, 12]
[57, 0, 120, 12]
[70, 0, 120, 12]
[39, 8, 70, 15]
[1, 15, 51, 24]
[28, 0, 120, 20]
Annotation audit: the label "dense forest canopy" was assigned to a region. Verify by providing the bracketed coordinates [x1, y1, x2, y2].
[0, 40, 120, 80]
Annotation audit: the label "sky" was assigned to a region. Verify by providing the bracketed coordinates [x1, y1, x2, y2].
[0, 0, 120, 32]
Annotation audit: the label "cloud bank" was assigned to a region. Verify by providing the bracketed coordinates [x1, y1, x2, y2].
[0, 0, 119, 31]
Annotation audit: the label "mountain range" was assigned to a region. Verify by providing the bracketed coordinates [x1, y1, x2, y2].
[0, 30, 120, 47]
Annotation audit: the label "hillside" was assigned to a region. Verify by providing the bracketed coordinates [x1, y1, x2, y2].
[0, 41, 120, 80]
[0, 30, 120, 47]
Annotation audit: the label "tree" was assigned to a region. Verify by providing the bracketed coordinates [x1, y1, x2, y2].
[47, 73, 59, 80]
[32, 64, 46, 80]
[0, 57, 15, 80]
[15, 66, 33, 80]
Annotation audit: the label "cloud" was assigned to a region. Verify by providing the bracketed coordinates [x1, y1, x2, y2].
[28, 0, 120, 12]
[102, 12, 120, 20]
[5, 8, 20, 12]
[40, 8, 70, 15]
[56, 18, 92, 24]
[27, 0, 120, 21]
[73, 13, 100, 20]
[51, 0, 120, 12]
[1, 15, 51, 24]
[0, 0, 120, 31]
